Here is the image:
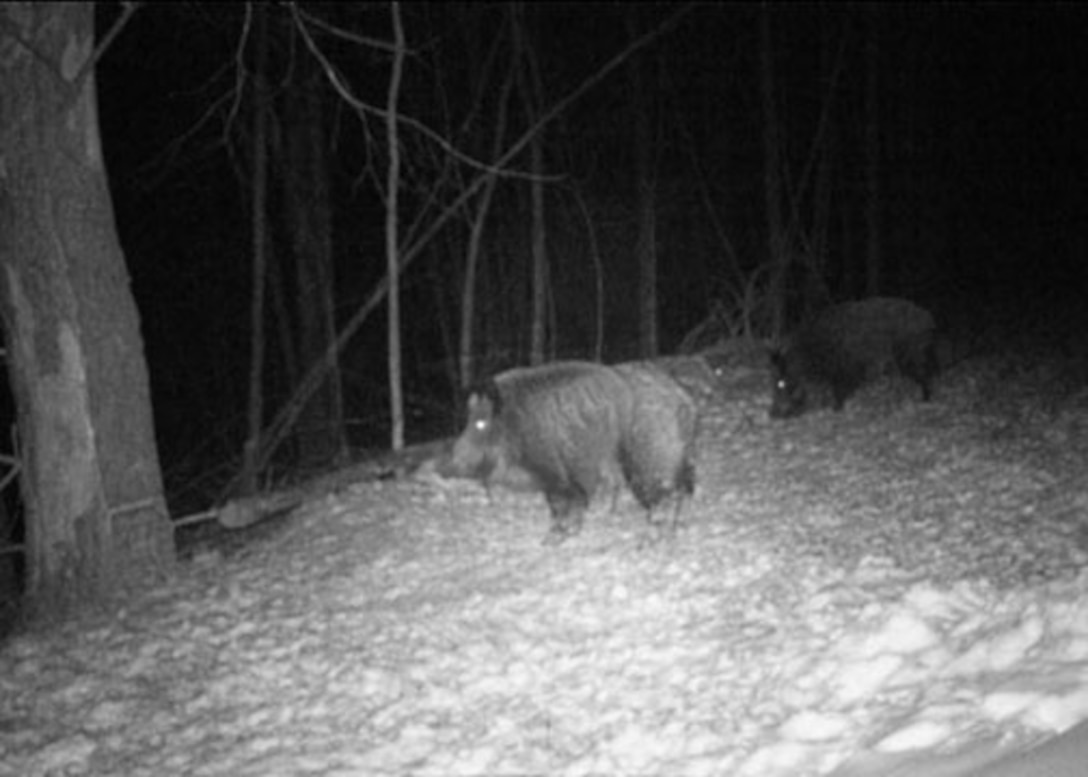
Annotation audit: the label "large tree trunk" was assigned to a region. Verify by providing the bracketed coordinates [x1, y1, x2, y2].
[0, 2, 174, 611]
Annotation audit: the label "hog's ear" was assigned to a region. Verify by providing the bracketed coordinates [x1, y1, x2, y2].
[468, 379, 504, 415]
[466, 392, 498, 431]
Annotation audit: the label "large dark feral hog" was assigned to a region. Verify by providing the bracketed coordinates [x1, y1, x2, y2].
[443, 360, 697, 544]
[769, 297, 937, 419]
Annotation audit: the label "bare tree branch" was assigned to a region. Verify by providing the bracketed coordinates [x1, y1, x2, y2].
[290, 2, 558, 182]
[0, 1, 142, 91]
[250, 2, 699, 472]
[223, 1, 254, 143]
[293, 4, 406, 55]
[73, 1, 142, 91]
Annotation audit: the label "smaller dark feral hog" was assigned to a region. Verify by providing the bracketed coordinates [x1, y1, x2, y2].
[443, 360, 696, 544]
[769, 297, 938, 419]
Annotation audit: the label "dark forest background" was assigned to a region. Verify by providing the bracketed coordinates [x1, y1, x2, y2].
[44, 2, 1088, 516]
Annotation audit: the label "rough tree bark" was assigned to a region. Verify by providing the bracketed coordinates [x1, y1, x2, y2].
[0, 2, 174, 611]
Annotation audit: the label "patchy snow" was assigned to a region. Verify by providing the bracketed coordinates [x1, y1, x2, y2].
[2, 360, 1088, 777]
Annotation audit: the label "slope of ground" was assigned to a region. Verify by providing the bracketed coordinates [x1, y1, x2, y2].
[1, 351, 1087, 776]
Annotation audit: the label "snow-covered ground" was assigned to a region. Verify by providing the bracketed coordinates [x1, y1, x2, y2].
[2, 355, 1088, 777]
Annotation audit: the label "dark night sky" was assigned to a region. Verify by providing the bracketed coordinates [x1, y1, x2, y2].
[89, 3, 1088, 485]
